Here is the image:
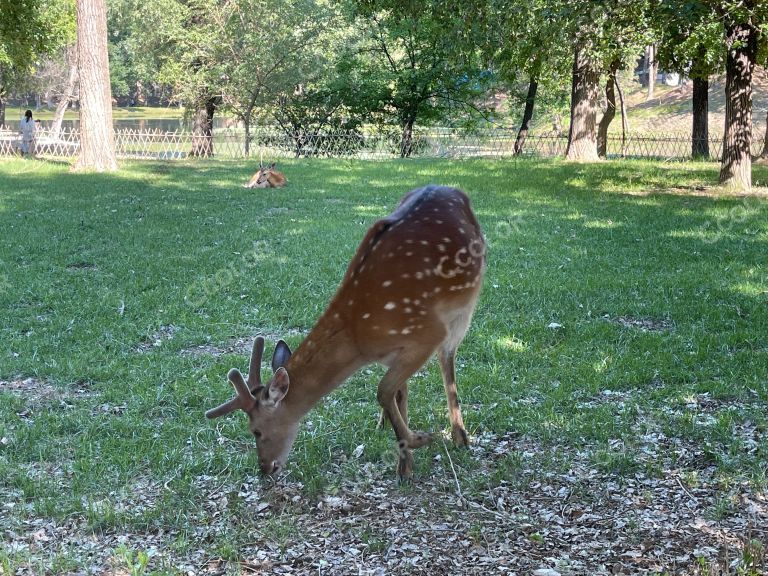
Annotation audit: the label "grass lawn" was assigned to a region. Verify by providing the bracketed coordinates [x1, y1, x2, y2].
[1, 157, 767, 575]
[5, 106, 185, 123]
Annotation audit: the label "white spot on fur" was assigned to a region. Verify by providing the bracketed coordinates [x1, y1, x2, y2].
[382, 280, 392, 287]
[384, 302, 396, 310]
[362, 313, 371, 319]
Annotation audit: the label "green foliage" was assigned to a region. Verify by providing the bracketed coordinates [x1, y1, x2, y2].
[205, 0, 344, 129]
[654, 1, 723, 78]
[0, 0, 74, 90]
[340, 0, 494, 131]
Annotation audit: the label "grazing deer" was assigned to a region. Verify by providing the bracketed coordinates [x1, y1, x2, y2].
[243, 162, 286, 188]
[206, 185, 485, 479]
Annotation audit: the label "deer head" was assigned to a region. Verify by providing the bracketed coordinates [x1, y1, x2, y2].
[206, 336, 298, 474]
[244, 162, 285, 189]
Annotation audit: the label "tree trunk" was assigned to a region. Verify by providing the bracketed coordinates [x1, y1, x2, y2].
[243, 116, 251, 157]
[514, 76, 538, 156]
[597, 60, 619, 158]
[761, 111, 768, 159]
[400, 114, 416, 158]
[74, 0, 117, 171]
[691, 76, 709, 159]
[190, 98, 216, 157]
[615, 72, 629, 157]
[0, 91, 6, 127]
[719, 21, 757, 191]
[646, 45, 656, 101]
[565, 47, 600, 161]
[51, 56, 78, 140]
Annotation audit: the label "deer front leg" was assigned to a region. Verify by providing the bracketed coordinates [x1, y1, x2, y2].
[439, 347, 469, 447]
[376, 361, 433, 479]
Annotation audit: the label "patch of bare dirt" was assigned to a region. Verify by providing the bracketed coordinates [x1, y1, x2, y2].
[181, 329, 309, 358]
[134, 324, 179, 353]
[609, 315, 673, 333]
[0, 377, 58, 397]
[0, 377, 93, 401]
[5, 411, 767, 575]
[66, 261, 97, 270]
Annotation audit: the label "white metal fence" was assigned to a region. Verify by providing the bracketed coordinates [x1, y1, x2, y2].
[1, 124, 766, 161]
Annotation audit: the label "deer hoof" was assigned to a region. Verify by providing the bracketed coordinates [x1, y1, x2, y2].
[451, 425, 470, 447]
[397, 447, 414, 480]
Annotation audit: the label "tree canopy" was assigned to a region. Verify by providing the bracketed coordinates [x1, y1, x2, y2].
[3, 0, 768, 189]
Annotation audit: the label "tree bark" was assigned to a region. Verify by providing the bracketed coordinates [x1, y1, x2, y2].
[400, 113, 416, 158]
[615, 72, 629, 157]
[761, 111, 768, 159]
[691, 76, 709, 159]
[719, 21, 757, 191]
[0, 91, 6, 127]
[244, 119, 251, 157]
[646, 45, 656, 101]
[514, 76, 538, 156]
[190, 98, 217, 157]
[74, 0, 118, 171]
[51, 56, 78, 140]
[597, 60, 619, 158]
[565, 47, 600, 161]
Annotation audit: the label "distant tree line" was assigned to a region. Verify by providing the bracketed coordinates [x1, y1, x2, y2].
[1, 0, 766, 189]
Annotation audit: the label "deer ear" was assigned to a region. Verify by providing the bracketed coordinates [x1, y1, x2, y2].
[272, 340, 292, 372]
[269, 162, 276, 169]
[266, 368, 290, 406]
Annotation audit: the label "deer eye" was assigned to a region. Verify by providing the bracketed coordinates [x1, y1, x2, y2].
[252, 430, 262, 439]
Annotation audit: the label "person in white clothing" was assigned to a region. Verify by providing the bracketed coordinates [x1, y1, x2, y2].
[20, 109, 36, 156]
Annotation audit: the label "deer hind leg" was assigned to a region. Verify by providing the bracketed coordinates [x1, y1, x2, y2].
[438, 346, 469, 447]
[376, 354, 434, 478]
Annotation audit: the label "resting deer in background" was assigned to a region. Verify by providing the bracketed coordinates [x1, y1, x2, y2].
[243, 162, 286, 188]
[206, 185, 486, 479]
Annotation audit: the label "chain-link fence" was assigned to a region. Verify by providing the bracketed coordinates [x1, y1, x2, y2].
[1, 124, 766, 161]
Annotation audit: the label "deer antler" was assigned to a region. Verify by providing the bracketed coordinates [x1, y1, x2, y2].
[204, 351, 260, 419]
[248, 336, 265, 389]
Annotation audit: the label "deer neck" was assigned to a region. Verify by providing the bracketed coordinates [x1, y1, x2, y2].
[281, 311, 364, 419]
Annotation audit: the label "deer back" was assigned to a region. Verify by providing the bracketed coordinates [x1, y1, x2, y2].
[327, 185, 485, 357]
[266, 169, 286, 188]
